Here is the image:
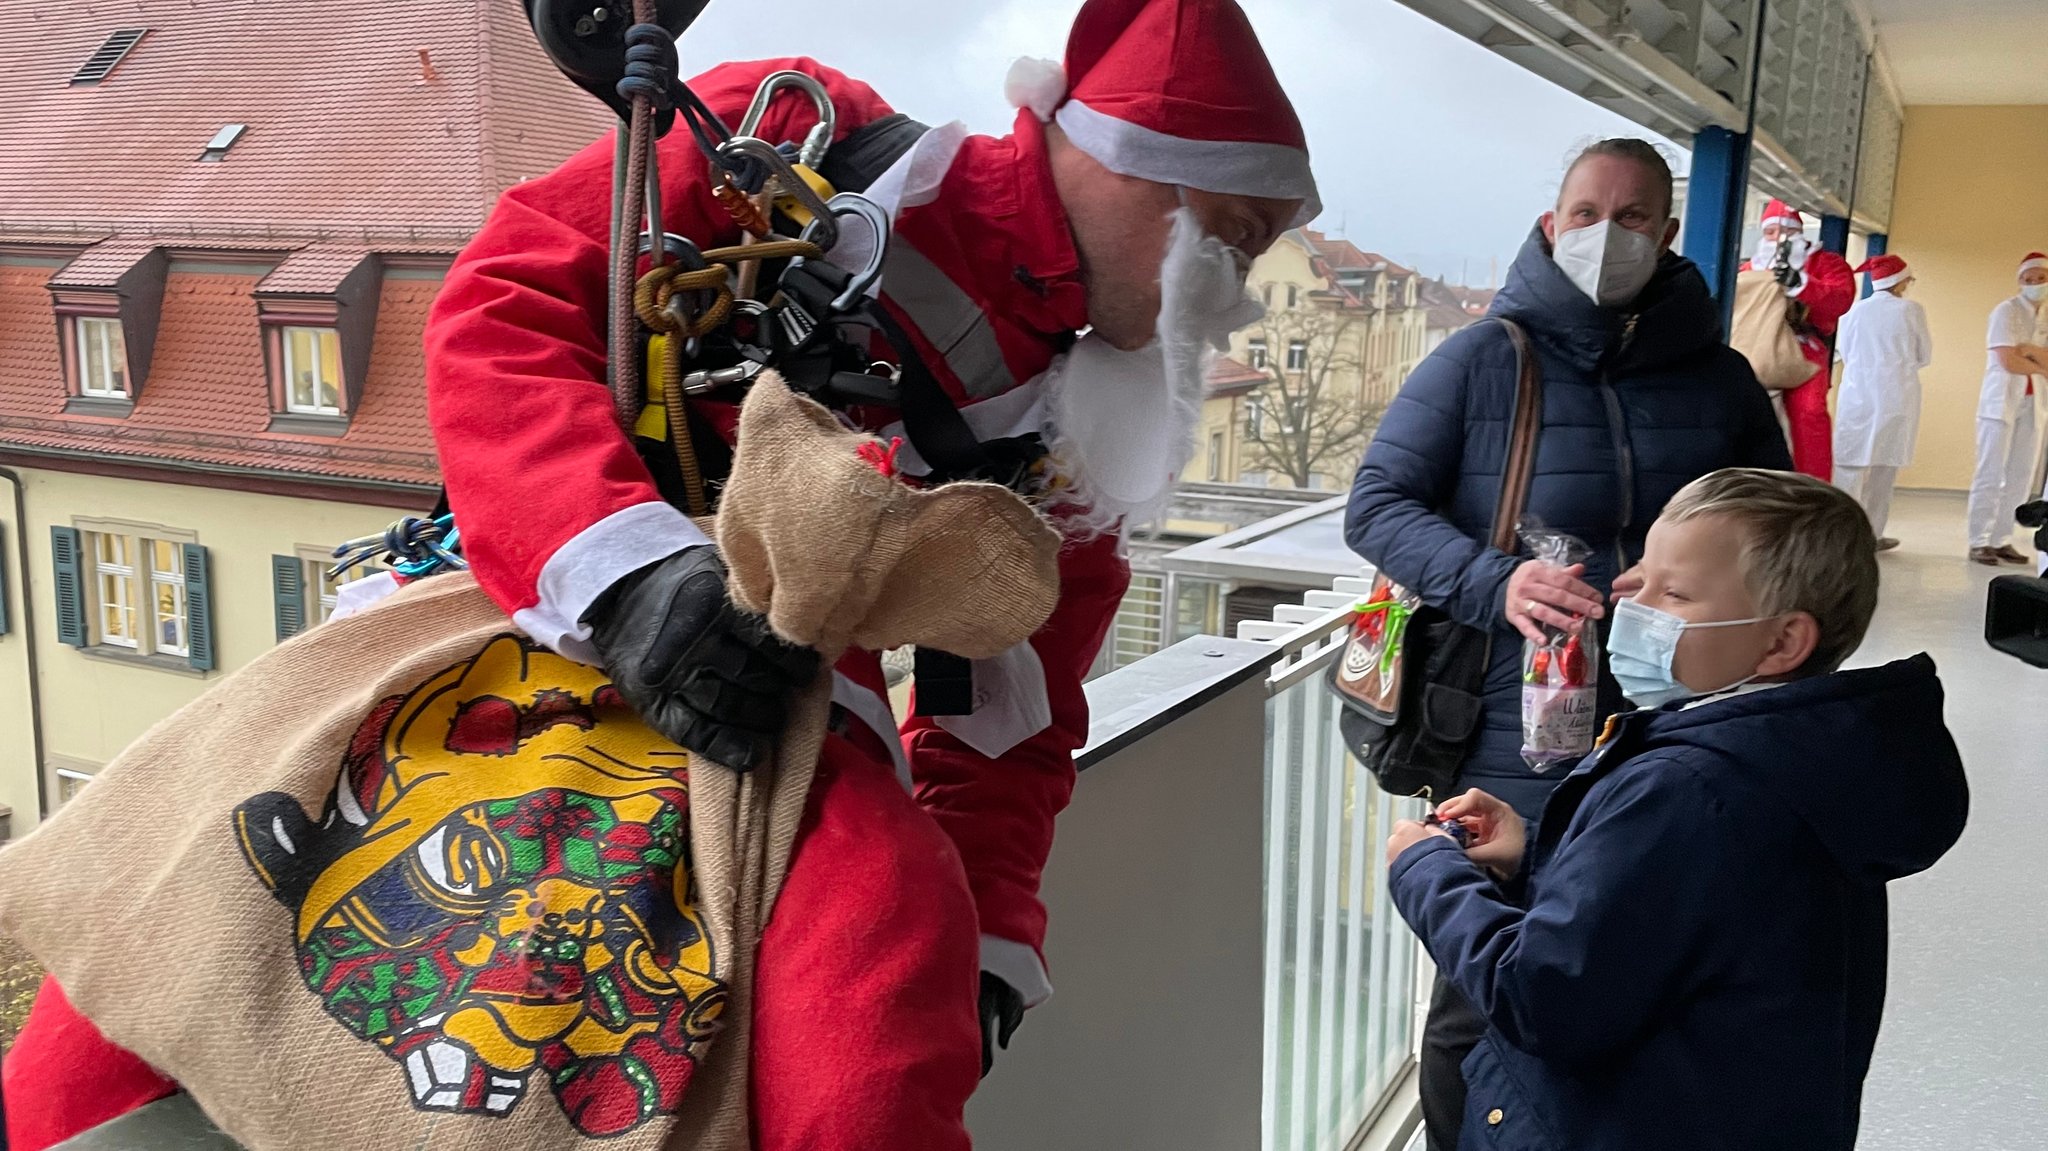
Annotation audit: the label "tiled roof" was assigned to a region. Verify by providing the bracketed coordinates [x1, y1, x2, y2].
[1206, 355, 1265, 397]
[47, 239, 160, 289]
[0, 263, 439, 488]
[0, 0, 613, 244]
[256, 246, 374, 295]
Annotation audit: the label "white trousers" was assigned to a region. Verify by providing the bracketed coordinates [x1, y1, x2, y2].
[1836, 464, 1899, 536]
[1968, 406, 2040, 548]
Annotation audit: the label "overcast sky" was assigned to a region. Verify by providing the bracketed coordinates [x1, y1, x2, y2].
[677, 0, 1672, 284]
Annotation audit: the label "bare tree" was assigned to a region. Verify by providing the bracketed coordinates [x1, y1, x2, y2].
[1239, 308, 1383, 489]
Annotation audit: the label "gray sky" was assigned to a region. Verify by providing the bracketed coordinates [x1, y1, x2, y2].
[678, 0, 1667, 284]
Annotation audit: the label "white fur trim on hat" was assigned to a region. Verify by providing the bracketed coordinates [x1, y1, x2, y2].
[1005, 57, 1068, 122]
[1052, 98, 1320, 225]
[1762, 213, 1804, 231]
[1871, 270, 1911, 291]
[2021, 255, 2048, 277]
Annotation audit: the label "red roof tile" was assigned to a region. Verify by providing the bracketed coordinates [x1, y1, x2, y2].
[47, 239, 159, 289]
[0, 264, 439, 488]
[1205, 355, 1265, 397]
[256, 246, 374, 295]
[0, 0, 613, 245]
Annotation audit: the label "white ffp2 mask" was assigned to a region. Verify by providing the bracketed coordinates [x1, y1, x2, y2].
[1553, 219, 1660, 308]
[2022, 282, 2048, 304]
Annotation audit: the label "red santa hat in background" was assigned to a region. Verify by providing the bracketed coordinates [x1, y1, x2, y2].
[1855, 253, 1911, 292]
[1004, 0, 1320, 226]
[2020, 252, 2048, 280]
[1760, 199, 1805, 233]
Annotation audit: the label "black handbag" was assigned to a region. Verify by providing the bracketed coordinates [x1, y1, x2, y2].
[1328, 319, 1542, 799]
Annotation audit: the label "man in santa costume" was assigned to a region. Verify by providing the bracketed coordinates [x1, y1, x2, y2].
[1742, 199, 1856, 480]
[2, 2, 1315, 1148]
[1833, 253, 1931, 551]
[1968, 251, 2048, 565]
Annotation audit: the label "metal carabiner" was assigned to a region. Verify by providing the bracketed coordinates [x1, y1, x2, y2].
[735, 70, 837, 170]
[716, 136, 839, 250]
[799, 192, 891, 312]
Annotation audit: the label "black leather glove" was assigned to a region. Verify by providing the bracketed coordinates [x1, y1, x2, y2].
[979, 971, 1025, 1079]
[583, 547, 818, 771]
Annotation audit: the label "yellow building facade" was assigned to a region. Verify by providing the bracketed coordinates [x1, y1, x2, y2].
[0, 468, 421, 832]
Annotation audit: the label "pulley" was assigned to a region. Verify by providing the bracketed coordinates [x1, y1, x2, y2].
[524, 0, 711, 122]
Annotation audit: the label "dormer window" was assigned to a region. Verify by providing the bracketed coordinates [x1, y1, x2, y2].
[76, 317, 129, 398]
[255, 246, 382, 432]
[282, 326, 344, 415]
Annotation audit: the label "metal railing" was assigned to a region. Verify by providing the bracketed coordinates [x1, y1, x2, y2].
[1256, 587, 1426, 1151]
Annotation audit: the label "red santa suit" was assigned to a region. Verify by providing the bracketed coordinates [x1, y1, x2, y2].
[1741, 200, 1855, 481]
[5, 2, 1318, 1148]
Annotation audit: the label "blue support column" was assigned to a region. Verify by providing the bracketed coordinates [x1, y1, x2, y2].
[1680, 125, 1754, 331]
[1819, 214, 1850, 255]
[1860, 232, 1888, 298]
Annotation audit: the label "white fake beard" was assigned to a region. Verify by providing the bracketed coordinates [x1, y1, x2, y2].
[1041, 208, 1263, 536]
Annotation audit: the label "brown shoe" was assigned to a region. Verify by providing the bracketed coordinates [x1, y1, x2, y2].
[1875, 537, 1901, 552]
[1995, 545, 2032, 565]
[1970, 547, 2003, 566]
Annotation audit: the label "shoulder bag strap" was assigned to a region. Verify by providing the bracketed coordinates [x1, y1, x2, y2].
[1489, 318, 1543, 554]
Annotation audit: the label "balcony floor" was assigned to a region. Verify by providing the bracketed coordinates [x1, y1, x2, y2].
[1853, 490, 2048, 1147]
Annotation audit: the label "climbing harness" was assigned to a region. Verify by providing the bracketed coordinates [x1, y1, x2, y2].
[376, 5, 1051, 711]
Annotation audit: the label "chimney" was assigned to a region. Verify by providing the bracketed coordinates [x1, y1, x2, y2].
[417, 48, 441, 84]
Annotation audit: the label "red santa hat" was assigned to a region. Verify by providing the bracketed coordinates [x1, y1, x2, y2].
[1855, 253, 1911, 291]
[2020, 252, 2048, 279]
[1003, 0, 1320, 226]
[1760, 199, 1805, 233]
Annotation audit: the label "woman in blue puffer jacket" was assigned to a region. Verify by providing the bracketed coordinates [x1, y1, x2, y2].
[1342, 137, 1790, 1151]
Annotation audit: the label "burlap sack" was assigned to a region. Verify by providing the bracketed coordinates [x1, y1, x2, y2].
[0, 374, 1060, 1151]
[1730, 268, 1812, 391]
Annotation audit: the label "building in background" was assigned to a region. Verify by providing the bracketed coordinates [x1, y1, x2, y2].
[1197, 229, 1493, 492]
[0, 1, 611, 833]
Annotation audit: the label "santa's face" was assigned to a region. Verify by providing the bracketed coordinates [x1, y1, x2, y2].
[1762, 223, 1791, 246]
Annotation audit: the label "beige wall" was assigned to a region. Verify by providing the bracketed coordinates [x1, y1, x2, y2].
[0, 466, 420, 832]
[1888, 105, 2048, 490]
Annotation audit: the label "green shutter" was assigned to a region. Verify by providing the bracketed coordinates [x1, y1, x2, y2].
[272, 554, 307, 641]
[0, 522, 10, 637]
[51, 526, 85, 647]
[184, 542, 215, 671]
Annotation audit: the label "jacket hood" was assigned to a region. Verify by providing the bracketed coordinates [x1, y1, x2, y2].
[1490, 222, 1726, 376]
[1635, 654, 1968, 882]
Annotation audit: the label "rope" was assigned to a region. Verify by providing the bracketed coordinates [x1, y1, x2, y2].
[607, 4, 663, 429]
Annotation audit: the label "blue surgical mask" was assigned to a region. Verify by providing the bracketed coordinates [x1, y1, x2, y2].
[1608, 598, 1770, 709]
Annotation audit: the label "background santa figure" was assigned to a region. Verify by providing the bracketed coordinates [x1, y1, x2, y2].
[1742, 199, 1856, 480]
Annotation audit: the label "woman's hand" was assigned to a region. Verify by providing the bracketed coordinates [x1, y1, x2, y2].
[1610, 563, 1645, 604]
[1436, 789, 1527, 877]
[1504, 560, 1605, 644]
[1386, 819, 1452, 868]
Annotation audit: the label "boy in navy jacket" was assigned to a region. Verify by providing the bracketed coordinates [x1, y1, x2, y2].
[1386, 468, 1969, 1150]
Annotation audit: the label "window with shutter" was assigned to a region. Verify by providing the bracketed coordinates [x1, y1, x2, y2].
[273, 554, 307, 641]
[183, 543, 214, 671]
[51, 526, 86, 647]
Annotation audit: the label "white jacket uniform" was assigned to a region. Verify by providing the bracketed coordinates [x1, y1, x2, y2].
[1835, 291, 1933, 468]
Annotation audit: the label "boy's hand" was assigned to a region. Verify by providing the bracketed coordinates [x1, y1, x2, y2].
[1386, 819, 1453, 867]
[1436, 789, 1527, 877]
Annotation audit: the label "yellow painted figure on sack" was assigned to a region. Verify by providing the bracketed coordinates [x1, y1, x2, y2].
[234, 635, 725, 1136]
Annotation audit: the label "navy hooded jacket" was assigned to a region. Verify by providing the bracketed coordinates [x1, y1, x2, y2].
[1390, 655, 1969, 1151]
[1345, 225, 1791, 821]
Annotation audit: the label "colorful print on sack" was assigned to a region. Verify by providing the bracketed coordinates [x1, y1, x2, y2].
[233, 635, 724, 1136]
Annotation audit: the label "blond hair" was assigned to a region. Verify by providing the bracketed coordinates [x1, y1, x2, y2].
[1661, 468, 1879, 674]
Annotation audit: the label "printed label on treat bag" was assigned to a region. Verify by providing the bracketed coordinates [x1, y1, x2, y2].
[1521, 681, 1596, 769]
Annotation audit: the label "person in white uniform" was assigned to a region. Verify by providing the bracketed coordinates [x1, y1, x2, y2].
[1968, 251, 2048, 565]
[1835, 253, 1931, 550]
